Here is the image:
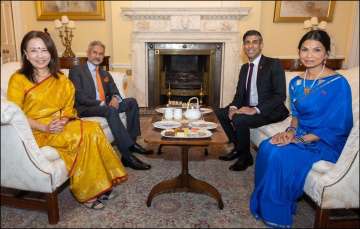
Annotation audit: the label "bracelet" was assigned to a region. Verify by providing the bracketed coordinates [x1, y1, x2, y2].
[295, 136, 305, 143]
[286, 126, 297, 133]
[295, 136, 311, 144]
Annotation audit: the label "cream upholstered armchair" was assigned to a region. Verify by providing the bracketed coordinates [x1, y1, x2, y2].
[1, 97, 68, 224]
[0, 61, 128, 224]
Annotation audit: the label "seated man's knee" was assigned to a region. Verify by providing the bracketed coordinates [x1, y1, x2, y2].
[215, 107, 227, 118]
[232, 114, 251, 128]
[105, 106, 118, 117]
[127, 97, 138, 107]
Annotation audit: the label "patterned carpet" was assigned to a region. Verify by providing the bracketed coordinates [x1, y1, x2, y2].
[1, 140, 315, 228]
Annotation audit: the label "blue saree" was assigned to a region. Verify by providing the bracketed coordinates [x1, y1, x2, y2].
[250, 74, 353, 227]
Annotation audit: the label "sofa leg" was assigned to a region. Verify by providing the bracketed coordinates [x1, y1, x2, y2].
[46, 191, 59, 225]
[315, 207, 329, 228]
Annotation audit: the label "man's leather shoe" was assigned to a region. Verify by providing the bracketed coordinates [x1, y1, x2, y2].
[129, 143, 153, 155]
[121, 155, 151, 170]
[229, 156, 253, 171]
[218, 149, 239, 161]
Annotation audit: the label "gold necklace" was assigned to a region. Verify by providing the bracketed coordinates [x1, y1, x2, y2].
[303, 64, 325, 95]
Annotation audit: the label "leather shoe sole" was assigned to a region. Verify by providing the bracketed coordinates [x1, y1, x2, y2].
[229, 156, 253, 171]
[121, 155, 151, 170]
[218, 149, 239, 161]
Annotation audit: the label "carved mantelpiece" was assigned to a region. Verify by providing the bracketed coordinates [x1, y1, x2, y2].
[121, 7, 251, 107]
[122, 7, 250, 33]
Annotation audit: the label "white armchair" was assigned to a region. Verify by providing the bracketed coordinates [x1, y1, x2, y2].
[0, 62, 128, 224]
[1, 97, 68, 224]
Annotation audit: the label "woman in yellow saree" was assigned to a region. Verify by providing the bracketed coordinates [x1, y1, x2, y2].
[7, 31, 127, 209]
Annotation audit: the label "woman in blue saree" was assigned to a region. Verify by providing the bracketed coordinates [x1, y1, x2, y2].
[249, 30, 353, 227]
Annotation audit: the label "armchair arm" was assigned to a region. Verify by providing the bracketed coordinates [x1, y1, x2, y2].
[316, 122, 359, 209]
[1, 98, 68, 192]
[110, 71, 128, 99]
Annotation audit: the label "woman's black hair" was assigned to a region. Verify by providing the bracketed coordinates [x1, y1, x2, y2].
[19, 30, 61, 82]
[298, 30, 331, 53]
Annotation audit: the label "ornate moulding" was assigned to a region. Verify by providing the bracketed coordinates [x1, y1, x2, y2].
[121, 7, 251, 107]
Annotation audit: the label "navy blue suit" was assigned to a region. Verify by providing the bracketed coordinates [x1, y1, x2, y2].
[69, 64, 140, 157]
[216, 55, 289, 159]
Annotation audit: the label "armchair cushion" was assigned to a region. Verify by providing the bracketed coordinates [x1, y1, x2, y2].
[41, 146, 61, 162]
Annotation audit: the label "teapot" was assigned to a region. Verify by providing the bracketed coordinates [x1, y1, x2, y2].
[184, 97, 201, 121]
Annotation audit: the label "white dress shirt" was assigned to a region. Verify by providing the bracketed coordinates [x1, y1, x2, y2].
[230, 54, 261, 114]
[246, 54, 261, 108]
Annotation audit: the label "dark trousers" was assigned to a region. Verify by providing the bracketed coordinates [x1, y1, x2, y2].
[79, 98, 141, 158]
[215, 106, 271, 159]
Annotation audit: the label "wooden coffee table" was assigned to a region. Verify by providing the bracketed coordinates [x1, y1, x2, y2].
[143, 112, 228, 209]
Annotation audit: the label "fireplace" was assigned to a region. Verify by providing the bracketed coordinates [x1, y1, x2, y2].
[147, 42, 223, 108]
[121, 7, 250, 107]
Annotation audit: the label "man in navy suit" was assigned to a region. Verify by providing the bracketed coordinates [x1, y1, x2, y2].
[69, 41, 152, 170]
[216, 30, 289, 171]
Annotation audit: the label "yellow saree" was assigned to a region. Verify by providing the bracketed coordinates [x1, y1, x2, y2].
[7, 72, 127, 202]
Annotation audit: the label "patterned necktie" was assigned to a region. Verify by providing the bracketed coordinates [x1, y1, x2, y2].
[95, 66, 105, 101]
[245, 63, 254, 106]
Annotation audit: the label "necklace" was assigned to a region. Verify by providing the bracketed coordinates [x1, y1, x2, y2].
[303, 64, 325, 95]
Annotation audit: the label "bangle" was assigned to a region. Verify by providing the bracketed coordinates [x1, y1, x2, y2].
[286, 126, 297, 133]
[295, 136, 311, 144]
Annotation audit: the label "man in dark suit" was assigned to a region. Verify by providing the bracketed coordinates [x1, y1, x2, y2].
[216, 30, 289, 171]
[69, 40, 153, 170]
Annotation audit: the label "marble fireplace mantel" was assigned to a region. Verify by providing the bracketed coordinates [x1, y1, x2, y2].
[121, 7, 251, 107]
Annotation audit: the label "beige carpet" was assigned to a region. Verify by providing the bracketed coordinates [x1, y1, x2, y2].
[1, 138, 315, 228]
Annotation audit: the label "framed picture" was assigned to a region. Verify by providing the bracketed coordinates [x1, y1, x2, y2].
[36, 1, 105, 20]
[274, 1, 335, 22]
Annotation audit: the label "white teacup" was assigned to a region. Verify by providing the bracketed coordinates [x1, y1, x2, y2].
[164, 108, 174, 120]
[173, 108, 183, 121]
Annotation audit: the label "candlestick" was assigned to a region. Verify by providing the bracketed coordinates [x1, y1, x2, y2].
[199, 84, 204, 105]
[167, 83, 172, 105]
[54, 15, 76, 57]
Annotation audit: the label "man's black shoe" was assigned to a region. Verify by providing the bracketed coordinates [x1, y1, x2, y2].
[121, 155, 151, 170]
[129, 143, 154, 155]
[218, 149, 239, 161]
[229, 156, 253, 171]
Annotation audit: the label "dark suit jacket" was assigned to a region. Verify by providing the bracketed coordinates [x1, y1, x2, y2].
[230, 55, 289, 121]
[69, 64, 122, 115]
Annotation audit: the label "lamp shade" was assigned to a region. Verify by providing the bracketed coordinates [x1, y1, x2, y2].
[310, 16, 319, 26]
[67, 21, 75, 29]
[61, 15, 69, 24]
[318, 21, 327, 30]
[54, 19, 62, 29]
[303, 20, 312, 29]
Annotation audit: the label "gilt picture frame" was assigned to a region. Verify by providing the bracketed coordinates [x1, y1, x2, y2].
[36, 1, 105, 20]
[274, 1, 335, 22]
